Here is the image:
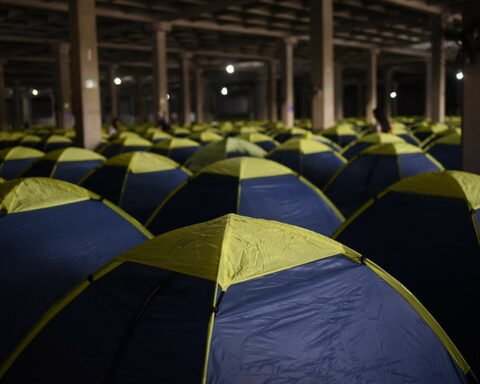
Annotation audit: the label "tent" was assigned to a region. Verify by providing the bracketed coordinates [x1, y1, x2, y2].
[413, 122, 449, 143]
[266, 138, 346, 188]
[150, 138, 200, 164]
[421, 127, 461, 148]
[320, 124, 359, 147]
[147, 157, 344, 236]
[144, 129, 172, 143]
[185, 138, 266, 173]
[325, 142, 444, 217]
[298, 132, 342, 152]
[0, 147, 45, 180]
[42, 135, 73, 152]
[425, 131, 461, 170]
[188, 131, 223, 145]
[0, 132, 24, 149]
[235, 133, 279, 151]
[334, 171, 480, 373]
[0, 177, 151, 382]
[81, 151, 191, 223]
[341, 133, 405, 159]
[0, 214, 472, 383]
[169, 126, 191, 137]
[19, 147, 105, 183]
[390, 126, 421, 146]
[99, 136, 152, 158]
[272, 127, 309, 143]
[18, 135, 42, 149]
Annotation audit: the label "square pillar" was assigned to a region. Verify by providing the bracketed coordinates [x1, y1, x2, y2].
[366, 49, 378, 124]
[310, 0, 335, 131]
[255, 65, 268, 121]
[0, 60, 7, 131]
[195, 67, 204, 124]
[153, 21, 170, 123]
[268, 60, 278, 122]
[334, 63, 344, 121]
[108, 64, 118, 122]
[136, 76, 145, 124]
[282, 37, 296, 127]
[384, 68, 393, 119]
[69, 0, 102, 149]
[181, 52, 192, 125]
[431, 17, 446, 123]
[54, 42, 73, 130]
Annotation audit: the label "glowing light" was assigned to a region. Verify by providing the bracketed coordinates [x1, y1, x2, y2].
[226, 64, 235, 74]
[389, 91, 397, 99]
[32, 89, 39, 96]
[167, 93, 170, 100]
[221, 87, 228, 96]
[114, 77, 122, 85]
[456, 71, 464, 80]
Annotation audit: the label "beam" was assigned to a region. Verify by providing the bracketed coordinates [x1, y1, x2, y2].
[167, 0, 257, 21]
[378, 0, 442, 14]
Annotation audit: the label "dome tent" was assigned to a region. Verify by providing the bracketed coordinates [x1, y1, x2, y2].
[334, 171, 480, 373]
[320, 124, 359, 147]
[188, 131, 223, 145]
[413, 122, 449, 143]
[0, 214, 472, 383]
[18, 134, 42, 149]
[341, 132, 405, 159]
[0, 178, 151, 380]
[298, 132, 342, 152]
[272, 127, 309, 143]
[42, 135, 73, 152]
[425, 130, 461, 170]
[81, 152, 191, 223]
[150, 138, 200, 164]
[391, 126, 421, 146]
[20, 147, 105, 183]
[0, 146, 45, 180]
[266, 138, 346, 188]
[147, 157, 344, 236]
[185, 138, 266, 173]
[99, 136, 152, 158]
[235, 132, 279, 151]
[0, 132, 24, 149]
[325, 142, 444, 217]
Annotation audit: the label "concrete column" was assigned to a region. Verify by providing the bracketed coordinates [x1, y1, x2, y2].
[384, 68, 393, 119]
[69, 0, 102, 149]
[268, 60, 277, 122]
[255, 65, 268, 121]
[310, 0, 335, 131]
[13, 82, 22, 129]
[108, 64, 118, 122]
[425, 60, 432, 119]
[181, 52, 192, 125]
[356, 82, 363, 117]
[195, 67, 204, 124]
[334, 63, 344, 121]
[153, 21, 170, 123]
[54, 42, 73, 130]
[0, 60, 7, 131]
[22, 89, 30, 127]
[366, 49, 378, 124]
[431, 17, 445, 122]
[461, 0, 480, 174]
[136, 76, 145, 124]
[282, 37, 295, 127]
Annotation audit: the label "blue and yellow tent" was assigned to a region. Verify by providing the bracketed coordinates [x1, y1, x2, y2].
[99, 136, 152, 158]
[18, 134, 42, 149]
[185, 138, 266, 173]
[390, 126, 421, 146]
[0, 132, 24, 149]
[144, 128, 172, 143]
[298, 132, 342, 152]
[0, 214, 472, 382]
[19, 147, 105, 183]
[421, 127, 461, 148]
[42, 135, 73, 152]
[341, 132, 405, 159]
[266, 138, 346, 189]
[320, 124, 359, 147]
[0, 178, 151, 382]
[0, 146, 45, 180]
[235, 133, 279, 151]
[150, 138, 201, 164]
[413, 122, 449, 142]
[81, 152, 191, 223]
[272, 127, 309, 143]
[334, 171, 480, 373]
[169, 126, 191, 138]
[147, 157, 344, 236]
[188, 131, 224, 145]
[325, 142, 444, 217]
[425, 131, 461, 170]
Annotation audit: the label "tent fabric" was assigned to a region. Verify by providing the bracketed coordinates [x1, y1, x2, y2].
[150, 138, 200, 164]
[99, 137, 152, 158]
[188, 131, 224, 145]
[235, 133, 279, 151]
[266, 138, 347, 188]
[169, 126, 191, 137]
[341, 132, 405, 159]
[425, 131, 461, 170]
[144, 129, 172, 143]
[413, 122, 449, 143]
[320, 124, 359, 147]
[0, 178, 151, 377]
[0, 132, 24, 149]
[1, 214, 471, 383]
[325, 142, 444, 217]
[299, 132, 342, 152]
[185, 138, 266, 173]
[147, 157, 344, 236]
[19, 147, 105, 183]
[334, 171, 480, 373]
[421, 127, 461, 148]
[42, 135, 73, 152]
[0, 147, 45, 180]
[80, 152, 191, 223]
[18, 135, 42, 149]
[273, 127, 309, 143]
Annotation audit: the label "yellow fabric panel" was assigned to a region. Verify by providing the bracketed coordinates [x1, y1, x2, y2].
[274, 138, 337, 154]
[116, 131, 141, 139]
[111, 136, 152, 147]
[356, 132, 405, 144]
[171, 127, 191, 135]
[366, 259, 471, 374]
[0, 146, 45, 161]
[146, 130, 172, 141]
[43, 147, 106, 162]
[152, 138, 200, 150]
[236, 133, 277, 144]
[105, 152, 183, 174]
[0, 178, 93, 214]
[322, 124, 358, 136]
[0, 132, 24, 141]
[201, 157, 293, 179]
[45, 135, 72, 144]
[235, 126, 261, 134]
[415, 122, 449, 133]
[0, 177, 4, 183]
[428, 131, 461, 147]
[362, 142, 422, 155]
[118, 214, 360, 291]
[19, 135, 42, 144]
[189, 131, 223, 142]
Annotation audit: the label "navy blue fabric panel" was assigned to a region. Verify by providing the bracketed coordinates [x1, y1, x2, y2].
[0, 140, 18, 149]
[102, 145, 149, 158]
[326, 155, 399, 217]
[207, 256, 466, 383]
[342, 142, 371, 159]
[226, 151, 255, 158]
[397, 134, 419, 146]
[170, 147, 200, 164]
[266, 150, 300, 173]
[303, 152, 345, 188]
[118, 146, 149, 155]
[256, 141, 276, 151]
[21, 159, 55, 177]
[120, 169, 189, 223]
[52, 160, 104, 183]
[238, 174, 342, 236]
[0, 158, 38, 179]
[147, 173, 239, 235]
[398, 153, 442, 178]
[414, 131, 433, 142]
[0, 201, 149, 366]
[429, 145, 460, 170]
[2, 262, 173, 383]
[273, 133, 292, 143]
[81, 166, 127, 204]
[322, 134, 357, 147]
[20, 141, 41, 149]
[337, 192, 480, 372]
[43, 142, 72, 152]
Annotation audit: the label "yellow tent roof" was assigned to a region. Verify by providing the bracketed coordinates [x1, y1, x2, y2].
[361, 142, 423, 156]
[44, 135, 73, 144]
[200, 157, 293, 179]
[321, 124, 358, 136]
[105, 151, 190, 174]
[0, 146, 45, 161]
[236, 133, 278, 144]
[43, 147, 106, 162]
[152, 138, 200, 150]
[110, 136, 152, 147]
[274, 138, 343, 155]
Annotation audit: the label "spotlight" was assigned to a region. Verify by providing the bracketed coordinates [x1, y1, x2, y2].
[221, 87, 228, 96]
[32, 89, 39, 96]
[167, 94, 170, 100]
[114, 77, 122, 85]
[456, 71, 464, 80]
[226, 64, 235, 74]
[389, 91, 397, 99]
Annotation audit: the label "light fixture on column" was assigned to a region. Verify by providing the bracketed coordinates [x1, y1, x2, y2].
[221, 87, 228, 96]
[167, 93, 170, 100]
[31, 89, 39, 96]
[226, 64, 235, 74]
[456, 71, 464, 80]
[389, 91, 397, 99]
[114, 77, 122, 85]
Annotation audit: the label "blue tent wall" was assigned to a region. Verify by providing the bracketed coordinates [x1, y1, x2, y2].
[81, 166, 128, 203]
[151, 147, 199, 164]
[23, 160, 103, 183]
[0, 158, 38, 179]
